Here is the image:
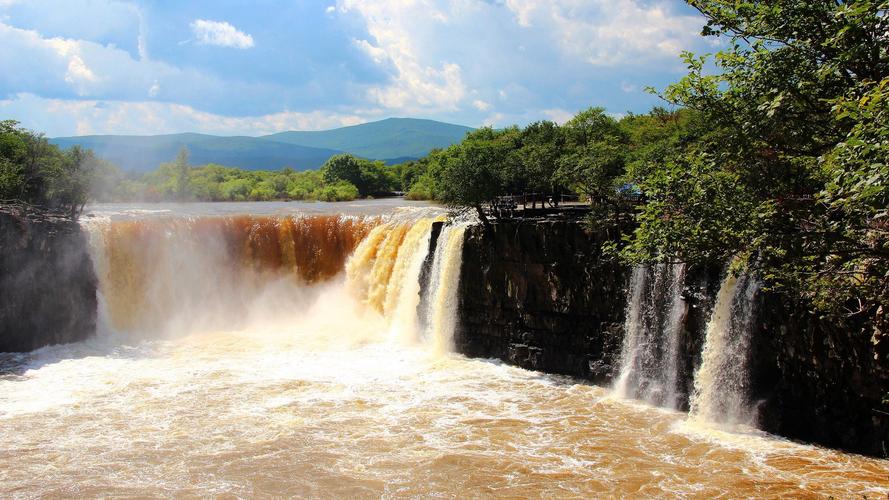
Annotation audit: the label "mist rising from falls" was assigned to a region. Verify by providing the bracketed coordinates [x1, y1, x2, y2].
[85, 215, 378, 337]
[614, 263, 688, 409]
[690, 271, 760, 426]
[83, 213, 466, 354]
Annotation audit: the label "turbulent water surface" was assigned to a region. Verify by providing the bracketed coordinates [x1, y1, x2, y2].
[1, 201, 887, 497]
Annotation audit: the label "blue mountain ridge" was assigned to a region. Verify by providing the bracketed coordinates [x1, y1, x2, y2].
[50, 118, 473, 172]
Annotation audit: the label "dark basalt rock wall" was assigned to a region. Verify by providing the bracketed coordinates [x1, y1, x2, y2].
[0, 208, 97, 352]
[453, 220, 888, 457]
[752, 294, 888, 457]
[454, 220, 628, 384]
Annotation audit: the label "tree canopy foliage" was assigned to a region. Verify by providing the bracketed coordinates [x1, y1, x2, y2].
[0, 120, 101, 217]
[397, 108, 637, 219]
[619, 0, 888, 324]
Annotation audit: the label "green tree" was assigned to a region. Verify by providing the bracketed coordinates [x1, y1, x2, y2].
[174, 147, 191, 201]
[557, 108, 628, 214]
[314, 180, 359, 201]
[321, 154, 363, 189]
[431, 127, 515, 223]
[514, 121, 566, 200]
[0, 120, 28, 199]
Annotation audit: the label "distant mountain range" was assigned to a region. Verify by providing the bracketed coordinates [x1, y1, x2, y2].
[49, 118, 473, 172]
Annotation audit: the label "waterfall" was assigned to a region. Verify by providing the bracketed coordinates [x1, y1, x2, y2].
[345, 219, 466, 353]
[83, 215, 377, 337]
[613, 263, 688, 409]
[83, 212, 469, 354]
[689, 271, 760, 426]
[423, 225, 467, 354]
[345, 218, 440, 344]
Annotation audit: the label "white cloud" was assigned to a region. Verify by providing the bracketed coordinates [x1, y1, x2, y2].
[482, 112, 506, 127]
[190, 19, 254, 49]
[472, 99, 491, 111]
[1, 93, 370, 136]
[64, 54, 97, 86]
[620, 81, 637, 93]
[0, 21, 246, 105]
[148, 80, 159, 97]
[339, 1, 467, 113]
[325, 5, 336, 14]
[503, 0, 702, 66]
[352, 38, 387, 64]
[541, 108, 573, 124]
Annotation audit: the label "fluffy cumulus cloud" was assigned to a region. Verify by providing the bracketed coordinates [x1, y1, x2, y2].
[190, 19, 254, 49]
[340, 0, 467, 113]
[0, 0, 710, 135]
[0, 21, 232, 103]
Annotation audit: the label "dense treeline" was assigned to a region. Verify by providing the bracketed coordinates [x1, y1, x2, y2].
[396, 107, 699, 221]
[0, 120, 102, 217]
[91, 150, 404, 203]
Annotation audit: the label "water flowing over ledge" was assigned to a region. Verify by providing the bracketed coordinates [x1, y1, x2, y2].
[80, 209, 465, 353]
[614, 263, 688, 410]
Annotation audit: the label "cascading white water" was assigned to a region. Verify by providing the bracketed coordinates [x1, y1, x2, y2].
[381, 220, 435, 343]
[423, 225, 467, 354]
[661, 263, 688, 409]
[343, 216, 468, 354]
[613, 263, 687, 408]
[613, 266, 648, 397]
[690, 271, 760, 426]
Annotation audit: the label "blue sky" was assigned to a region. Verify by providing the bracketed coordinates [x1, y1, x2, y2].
[0, 0, 713, 136]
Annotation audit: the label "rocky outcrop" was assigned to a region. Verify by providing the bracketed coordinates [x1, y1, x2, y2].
[752, 293, 889, 457]
[453, 220, 888, 457]
[454, 220, 628, 383]
[0, 207, 97, 352]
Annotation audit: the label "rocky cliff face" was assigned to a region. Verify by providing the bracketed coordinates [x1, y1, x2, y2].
[455, 220, 628, 383]
[0, 207, 97, 352]
[454, 220, 888, 457]
[752, 293, 888, 457]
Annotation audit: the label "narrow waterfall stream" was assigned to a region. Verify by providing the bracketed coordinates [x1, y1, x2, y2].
[614, 263, 688, 409]
[0, 207, 886, 497]
[690, 271, 760, 426]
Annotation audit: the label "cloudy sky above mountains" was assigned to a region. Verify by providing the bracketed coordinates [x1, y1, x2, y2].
[0, 0, 712, 136]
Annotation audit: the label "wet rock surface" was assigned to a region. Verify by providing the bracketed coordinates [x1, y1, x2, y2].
[0, 207, 97, 352]
[455, 220, 628, 384]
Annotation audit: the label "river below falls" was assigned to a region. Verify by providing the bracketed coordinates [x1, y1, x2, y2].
[2, 201, 888, 497]
[1, 325, 887, 498]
